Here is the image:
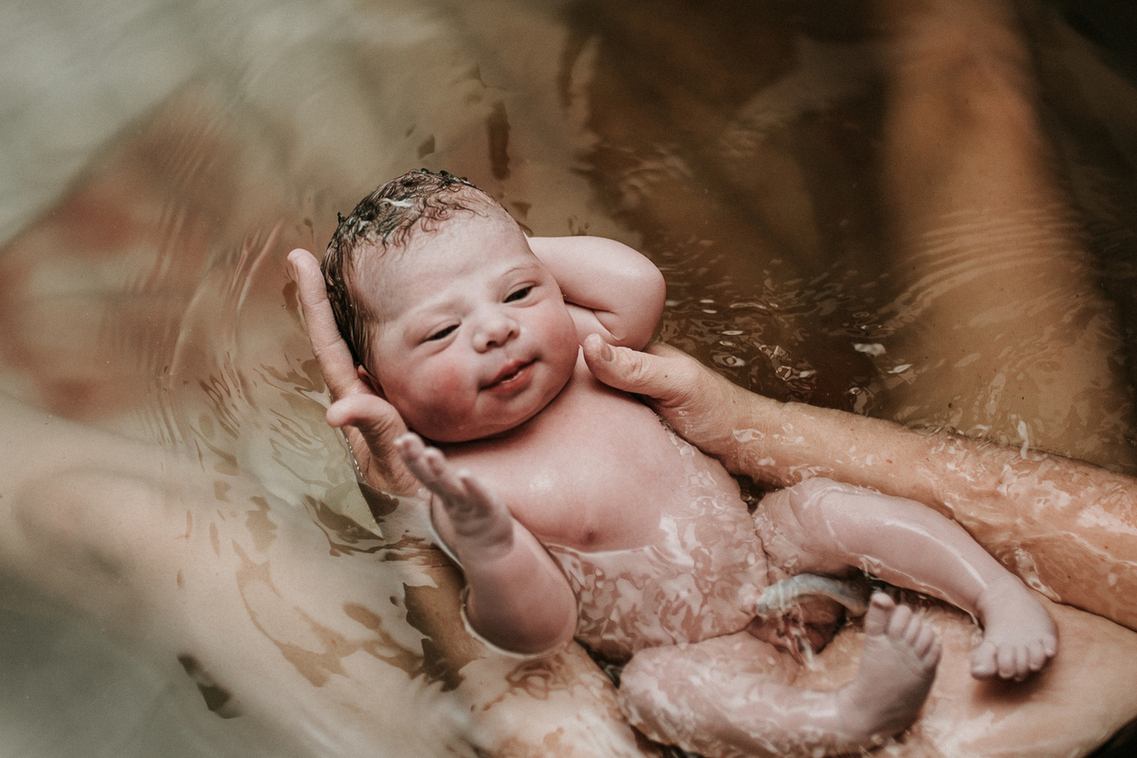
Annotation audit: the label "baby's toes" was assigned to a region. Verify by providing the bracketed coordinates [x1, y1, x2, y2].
[1025, 639, 1047, 674]
[1028, 634, 1057, 672]
[970, 640, 999, 680]
[913, 624, 941, 670]
[999, 643, 1043, 681]
[863, 592, 894, 637]
[885, 601, 916, 640]
[926, 634, 943, 670]
[995, 645, 1017, 680]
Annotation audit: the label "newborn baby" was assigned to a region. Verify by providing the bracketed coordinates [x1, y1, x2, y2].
[319, 168, 1056, 757]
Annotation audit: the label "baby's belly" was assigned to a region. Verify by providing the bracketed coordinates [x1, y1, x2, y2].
[548, 490, 769, 661]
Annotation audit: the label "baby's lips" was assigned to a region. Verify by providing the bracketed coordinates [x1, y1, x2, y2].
[485, 358, 534, 388]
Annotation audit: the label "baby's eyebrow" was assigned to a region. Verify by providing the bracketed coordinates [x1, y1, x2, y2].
[407, 300, 458, 321]
[498, 262, 542, 279]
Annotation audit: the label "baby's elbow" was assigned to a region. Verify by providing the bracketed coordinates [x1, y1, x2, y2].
[520, 585, 579, 656]
[634, 256, 666, 310]
[642, 265, 667, 326]
[523, 615, 578, 658]
[465, 572, 579, 657]
[618, 267, 667, 350]
[479, 604, 578, 658]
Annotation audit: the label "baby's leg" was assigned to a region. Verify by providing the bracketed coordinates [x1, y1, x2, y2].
[620, 593, 939, 758]
[758, 478, 1056, 680]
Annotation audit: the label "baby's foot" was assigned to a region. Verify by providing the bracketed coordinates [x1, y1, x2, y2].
[837, 593, 941, 742]
[972, 576, 1058, 680]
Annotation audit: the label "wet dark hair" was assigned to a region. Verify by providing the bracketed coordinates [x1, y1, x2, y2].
[322, 169, 495, 367]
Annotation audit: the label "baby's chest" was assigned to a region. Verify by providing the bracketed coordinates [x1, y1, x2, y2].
[455, 393, 707, 549]
[500, 417, 688, 550]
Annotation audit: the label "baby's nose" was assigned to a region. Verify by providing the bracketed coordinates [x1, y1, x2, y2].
[474, 312, 518, 351]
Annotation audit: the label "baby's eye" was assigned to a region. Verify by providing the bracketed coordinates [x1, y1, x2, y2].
[505, 285, 533, 303]
[425, 324, 457, 342]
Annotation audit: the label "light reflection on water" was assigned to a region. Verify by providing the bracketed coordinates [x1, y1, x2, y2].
[1, 0, 1136, 756]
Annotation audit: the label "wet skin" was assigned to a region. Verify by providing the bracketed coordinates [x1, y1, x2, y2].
[329, 188, 1058, 755]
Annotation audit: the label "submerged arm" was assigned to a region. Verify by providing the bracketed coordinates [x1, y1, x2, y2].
[529, 236, 665, 350]
[584, 339, 1137, 631]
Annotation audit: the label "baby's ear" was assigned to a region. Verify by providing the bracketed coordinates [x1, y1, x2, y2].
[357, 366, 387, 400]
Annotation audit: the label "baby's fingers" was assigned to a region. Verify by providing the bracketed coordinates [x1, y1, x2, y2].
[396, 435, 460, 493]
[452, 470, 515, 550]
[461, 473, 512, 519]
[396, 434, 484, 508]
[396, 435, 511, 533]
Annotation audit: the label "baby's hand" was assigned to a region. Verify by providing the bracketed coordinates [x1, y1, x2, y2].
[395, 434, 515, 559]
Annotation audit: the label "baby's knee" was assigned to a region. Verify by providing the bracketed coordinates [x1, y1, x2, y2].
[781, 476, 846, 499]
[618, 649, 707, 748]
[770, 477, 851, 521]
[759, 478, 866, 568]
[620, 647, 690, 703]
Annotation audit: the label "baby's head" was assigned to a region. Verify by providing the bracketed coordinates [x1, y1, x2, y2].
[324, 169, 490, 367]
[322, 169, 579, 442]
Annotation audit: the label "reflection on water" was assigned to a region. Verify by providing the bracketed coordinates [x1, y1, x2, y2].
[1, 0, 1136, 755]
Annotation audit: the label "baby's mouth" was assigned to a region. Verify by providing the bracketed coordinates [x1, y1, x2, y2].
[486, 359, 535, 390]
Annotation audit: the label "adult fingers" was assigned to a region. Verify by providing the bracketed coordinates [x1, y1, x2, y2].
[288, 248, 361, 401]
[582, 334, 704, 410]
[583, 335, 752, 463]
[328, 394, 418, 494]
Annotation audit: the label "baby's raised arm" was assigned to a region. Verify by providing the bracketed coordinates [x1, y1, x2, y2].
[528, 236, 665, 350]
[395, 434, 579, 656]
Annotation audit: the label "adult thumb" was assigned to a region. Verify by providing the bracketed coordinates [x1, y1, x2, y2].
[582, 334, 694, 406]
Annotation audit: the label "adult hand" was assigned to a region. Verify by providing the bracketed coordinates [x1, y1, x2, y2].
[288, 248, 420, 495]
[583, 334, 760, 469]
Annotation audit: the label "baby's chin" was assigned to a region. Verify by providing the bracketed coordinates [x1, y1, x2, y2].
[411, 356, 576, 443]
[419, 402, 547, 444]
[414, 418, 527, 444]
[417, 387, 568, 444]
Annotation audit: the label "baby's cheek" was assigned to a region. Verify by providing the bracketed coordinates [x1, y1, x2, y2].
[417, 365, 475, 424]
[545, 307, 582, 355]
[424, 364, 468, 401]
[387, 364, 466, 430]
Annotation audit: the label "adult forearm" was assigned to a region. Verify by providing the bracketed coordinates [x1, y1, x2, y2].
[585, 341, 1137, 627]
[729, 391, 1137, 628]
[720, 392, 958, 500]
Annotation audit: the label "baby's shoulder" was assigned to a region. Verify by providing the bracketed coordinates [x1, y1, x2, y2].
[553, 359, 663, 430]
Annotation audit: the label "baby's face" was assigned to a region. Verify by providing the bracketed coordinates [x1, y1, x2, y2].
[358, 209, 579, 443]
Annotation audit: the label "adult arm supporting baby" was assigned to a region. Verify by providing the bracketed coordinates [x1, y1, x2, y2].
[529, 236, 666, 350]
[396, 434, 579, 656]
[583, 336, 1137, 632]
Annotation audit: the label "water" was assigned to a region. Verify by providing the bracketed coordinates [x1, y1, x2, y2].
[1, 0, 1136, 756]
